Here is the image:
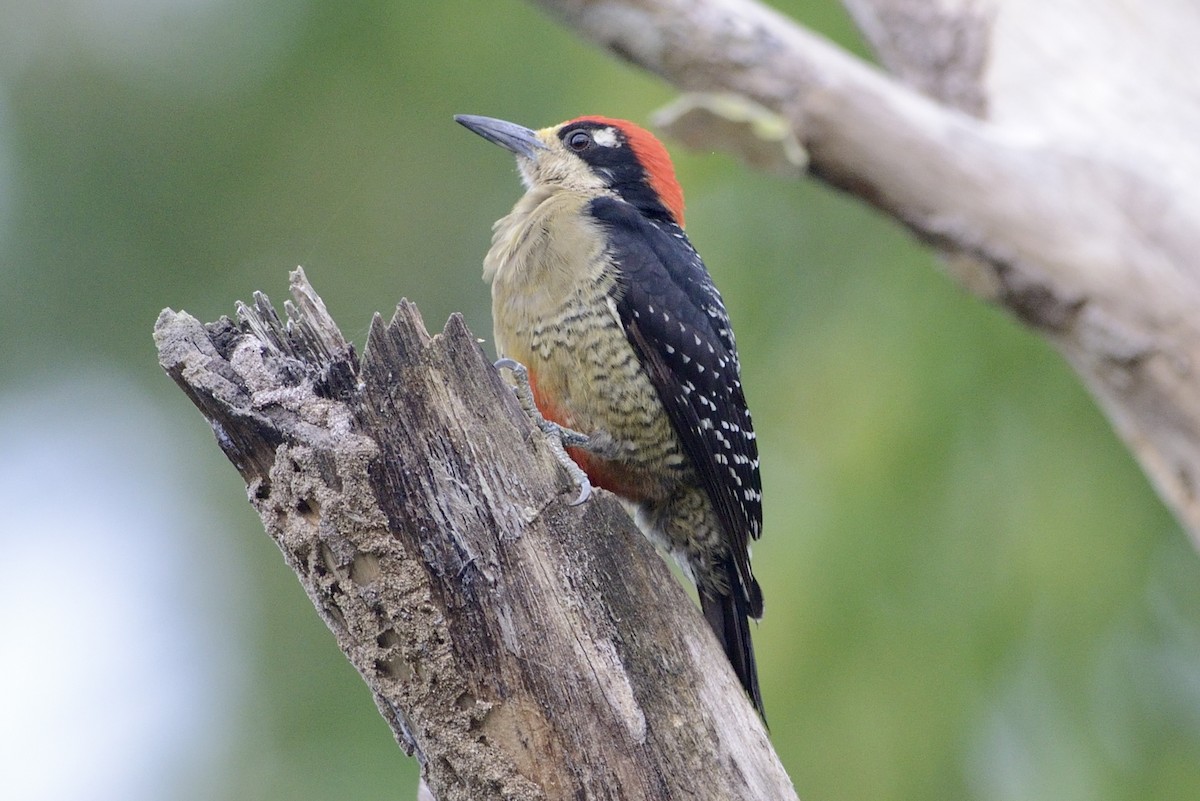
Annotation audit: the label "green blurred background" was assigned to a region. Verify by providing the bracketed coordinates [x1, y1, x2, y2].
[3, 2, 1199, 800]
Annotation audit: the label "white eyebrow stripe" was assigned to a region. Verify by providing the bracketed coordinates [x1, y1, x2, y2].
[592, 127, 620, 148]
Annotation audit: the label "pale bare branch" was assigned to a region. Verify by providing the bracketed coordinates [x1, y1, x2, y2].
[532, 0, 1200, 542]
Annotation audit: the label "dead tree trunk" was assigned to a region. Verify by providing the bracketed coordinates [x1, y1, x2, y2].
[531, 0, 1200, 546]
[153, 268, 796, 801]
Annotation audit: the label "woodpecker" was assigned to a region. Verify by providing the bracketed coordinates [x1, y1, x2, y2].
[456, 113, 765, 717]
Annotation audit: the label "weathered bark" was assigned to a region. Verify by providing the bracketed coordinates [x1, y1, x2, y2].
[153, 268, 795, 801]
[530, 0, 1200, 545]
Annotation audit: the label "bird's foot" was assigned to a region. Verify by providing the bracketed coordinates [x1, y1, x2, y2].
[494, 358, 592, 505]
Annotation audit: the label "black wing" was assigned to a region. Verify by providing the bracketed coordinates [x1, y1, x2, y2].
[590, 197, 763, 616]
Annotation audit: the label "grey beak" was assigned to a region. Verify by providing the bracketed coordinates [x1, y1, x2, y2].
[455, 114, 546, 160]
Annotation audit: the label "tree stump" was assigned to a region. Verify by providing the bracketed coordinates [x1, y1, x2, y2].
[153, 267, 794, 801]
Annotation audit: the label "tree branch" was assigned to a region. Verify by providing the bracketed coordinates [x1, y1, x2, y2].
[531, 0, 1200, 544]
[153, 268, 795, 801]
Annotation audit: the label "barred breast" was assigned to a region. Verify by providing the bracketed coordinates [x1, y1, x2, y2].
[485, 189, 690, 501]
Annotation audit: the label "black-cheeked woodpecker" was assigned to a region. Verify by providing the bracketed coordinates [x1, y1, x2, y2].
[456, 114, 765, 717]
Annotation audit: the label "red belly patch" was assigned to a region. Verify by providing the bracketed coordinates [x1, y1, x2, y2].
[566, 446, 649, 502]
[527, 369, 648, 502]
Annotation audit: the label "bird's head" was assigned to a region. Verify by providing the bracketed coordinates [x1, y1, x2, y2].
[455, 114, 686, 228]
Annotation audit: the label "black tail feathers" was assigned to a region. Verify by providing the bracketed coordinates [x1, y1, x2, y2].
[701, 564, 765, 721]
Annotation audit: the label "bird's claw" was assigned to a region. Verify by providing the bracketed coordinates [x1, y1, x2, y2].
[493, 357, 524, 376]
[495, 358, 593, 505]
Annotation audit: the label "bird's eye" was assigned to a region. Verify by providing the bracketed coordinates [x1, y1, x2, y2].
[566, 130, 591, 151]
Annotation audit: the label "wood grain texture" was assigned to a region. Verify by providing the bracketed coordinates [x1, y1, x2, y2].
[154, 268, 795, 801]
